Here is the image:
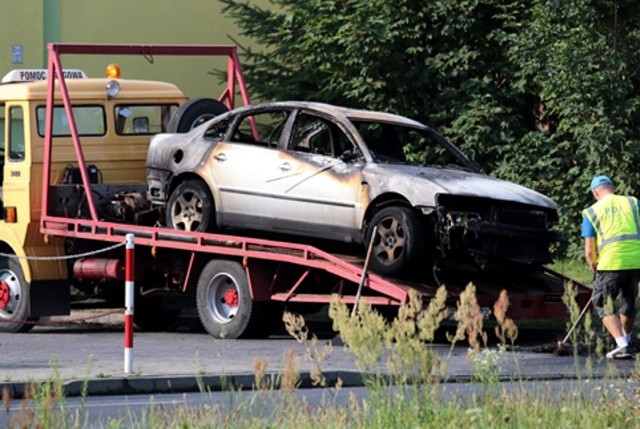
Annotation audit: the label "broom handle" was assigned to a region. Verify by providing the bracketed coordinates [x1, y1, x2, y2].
[561, 295, 593, 345]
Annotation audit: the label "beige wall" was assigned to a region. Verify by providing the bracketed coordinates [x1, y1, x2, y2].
[0, 0, 263, 101]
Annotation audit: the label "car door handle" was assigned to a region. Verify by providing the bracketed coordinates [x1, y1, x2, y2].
[214, 153, 227, 161]
[278, 162, 292, 171]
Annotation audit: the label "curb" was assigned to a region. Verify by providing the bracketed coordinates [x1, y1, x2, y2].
[1, 369, 636, 399]
[0, 371, 366, 399]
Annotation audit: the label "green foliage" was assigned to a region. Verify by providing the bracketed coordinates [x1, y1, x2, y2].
[549, 259, 593, 284]
[220, 0, 640, 257]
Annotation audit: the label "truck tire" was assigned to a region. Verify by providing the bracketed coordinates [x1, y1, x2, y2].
[166, 180, 215, 232]
[168, 98, 229, 133]
[196, 259, 259, 339]
[365, 206, 426, 276]
[0, 258, 36, 333]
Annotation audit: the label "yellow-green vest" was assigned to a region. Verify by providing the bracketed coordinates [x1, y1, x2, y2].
[583, 194, 640, 270]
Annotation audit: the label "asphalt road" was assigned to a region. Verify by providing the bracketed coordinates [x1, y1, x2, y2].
[0, 309, 637, 399]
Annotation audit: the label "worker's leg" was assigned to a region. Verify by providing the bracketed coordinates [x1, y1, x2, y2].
[595, 272, 632, 358]
[619, 270, 639, 342]
[602, 314, 625, 339]
[621, 314, 635, 337]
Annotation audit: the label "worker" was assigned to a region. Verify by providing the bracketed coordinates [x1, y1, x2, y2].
[582, 175, 640, 359]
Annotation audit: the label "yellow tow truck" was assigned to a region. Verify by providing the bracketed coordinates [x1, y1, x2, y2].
[0, 63, 192, 331]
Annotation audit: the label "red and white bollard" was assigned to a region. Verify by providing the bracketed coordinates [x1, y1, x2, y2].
[124, 233, 135, 374]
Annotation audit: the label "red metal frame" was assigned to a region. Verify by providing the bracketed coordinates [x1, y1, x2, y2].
[41, 43, 252, 223]
[40, 217, 410, 305]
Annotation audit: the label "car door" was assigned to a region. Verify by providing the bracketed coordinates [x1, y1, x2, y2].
[266, 111, 366, 242]
[207, 108, 291, 229]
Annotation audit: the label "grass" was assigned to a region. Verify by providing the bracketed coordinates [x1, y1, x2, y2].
[3, 281, 639, 428]
[549, 258, 593, 284]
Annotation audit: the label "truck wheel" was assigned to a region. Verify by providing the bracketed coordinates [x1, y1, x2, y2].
[166, 180, 215, 232]
[196, 259, 258, 339]
[0, 258, 36, 333]
[366, 206, 425, 276]
[168, 98, 229, 133]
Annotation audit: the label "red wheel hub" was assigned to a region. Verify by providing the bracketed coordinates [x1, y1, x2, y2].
[223, 289, 239, 307]
[0, 280, 10, 310]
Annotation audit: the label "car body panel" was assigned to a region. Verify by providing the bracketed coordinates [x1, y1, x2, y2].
[206, 142, 365, 241]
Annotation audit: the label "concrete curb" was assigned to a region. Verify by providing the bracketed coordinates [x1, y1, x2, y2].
[1, 369, 635, 399]
[0, 371, 359, 399]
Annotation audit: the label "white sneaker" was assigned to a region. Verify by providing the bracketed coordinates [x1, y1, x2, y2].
[606, 345, 632, 359]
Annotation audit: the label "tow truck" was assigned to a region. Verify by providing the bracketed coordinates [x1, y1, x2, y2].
[0, 43, 590, 338]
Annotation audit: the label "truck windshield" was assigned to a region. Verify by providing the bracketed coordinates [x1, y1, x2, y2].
[36, 106, 106, 137]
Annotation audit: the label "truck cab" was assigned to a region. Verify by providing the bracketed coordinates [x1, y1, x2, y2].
[0, 66, 187, 330]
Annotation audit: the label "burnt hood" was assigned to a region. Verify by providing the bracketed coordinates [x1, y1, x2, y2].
[364, 164, 558, 210]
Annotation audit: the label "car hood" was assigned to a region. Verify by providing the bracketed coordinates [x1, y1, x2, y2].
[365, 164, 558, 209]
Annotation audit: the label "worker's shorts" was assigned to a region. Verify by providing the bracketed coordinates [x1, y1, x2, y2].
[592, 270, 640, 318]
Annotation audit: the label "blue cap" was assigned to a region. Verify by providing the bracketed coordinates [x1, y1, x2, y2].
[590, 175, 613, 192]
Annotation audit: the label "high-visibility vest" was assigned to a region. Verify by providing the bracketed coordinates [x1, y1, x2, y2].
[583, 194, 640, 270]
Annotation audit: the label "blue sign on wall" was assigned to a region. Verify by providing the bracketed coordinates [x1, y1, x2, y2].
[12, 45, 23, 64]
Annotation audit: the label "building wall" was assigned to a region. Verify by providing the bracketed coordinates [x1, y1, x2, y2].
[0, 2, 45, 76]
[0, 0, 263, 100]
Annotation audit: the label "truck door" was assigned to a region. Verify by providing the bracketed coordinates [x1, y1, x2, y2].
[0, 104, 4, 192]
[3, 104, 29, 224]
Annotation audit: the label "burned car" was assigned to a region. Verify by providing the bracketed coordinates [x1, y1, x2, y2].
[147, 100, 559, 276]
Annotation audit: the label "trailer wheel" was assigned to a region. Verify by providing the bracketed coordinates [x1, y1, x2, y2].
[197, 259, 258, 339]
[166, 180, 215, 232]
[366, 206, 425, 276]
[0, 258, 36, 333]
[168, 98, 229, 133]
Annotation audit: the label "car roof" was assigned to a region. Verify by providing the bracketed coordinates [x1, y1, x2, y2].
[239, 101, 428, 129]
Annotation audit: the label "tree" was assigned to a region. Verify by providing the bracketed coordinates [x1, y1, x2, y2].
[496, 0, 640, 256]
[220, 0, 640, 257]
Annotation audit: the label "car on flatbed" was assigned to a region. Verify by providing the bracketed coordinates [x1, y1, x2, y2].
[147, 100, 559, 276]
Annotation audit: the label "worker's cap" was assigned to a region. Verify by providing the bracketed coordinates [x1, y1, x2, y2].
[590, 175, 614, 192]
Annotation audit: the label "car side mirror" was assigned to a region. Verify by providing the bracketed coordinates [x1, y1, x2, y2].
[340, 149, 360, 162]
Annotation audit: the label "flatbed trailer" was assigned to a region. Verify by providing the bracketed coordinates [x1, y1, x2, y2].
[1, 43, 590, 338]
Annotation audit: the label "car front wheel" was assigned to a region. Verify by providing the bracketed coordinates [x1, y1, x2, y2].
[366, 206, 426, 276]
[166, 180, 215, 232]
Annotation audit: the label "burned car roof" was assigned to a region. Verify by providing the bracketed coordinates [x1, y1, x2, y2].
[219, 101, 427, 128]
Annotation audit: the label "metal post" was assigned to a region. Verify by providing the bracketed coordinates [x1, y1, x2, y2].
[124, 234, 135, 374]
[352, 226, 377, 318]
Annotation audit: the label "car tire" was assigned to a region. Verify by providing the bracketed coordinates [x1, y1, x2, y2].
[168, 98, 229, 133]
[196, 259, 260, 339]
[366, 206, 426, 276]
[166, 180, 216, 232]
[0, 258, 37, 332]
